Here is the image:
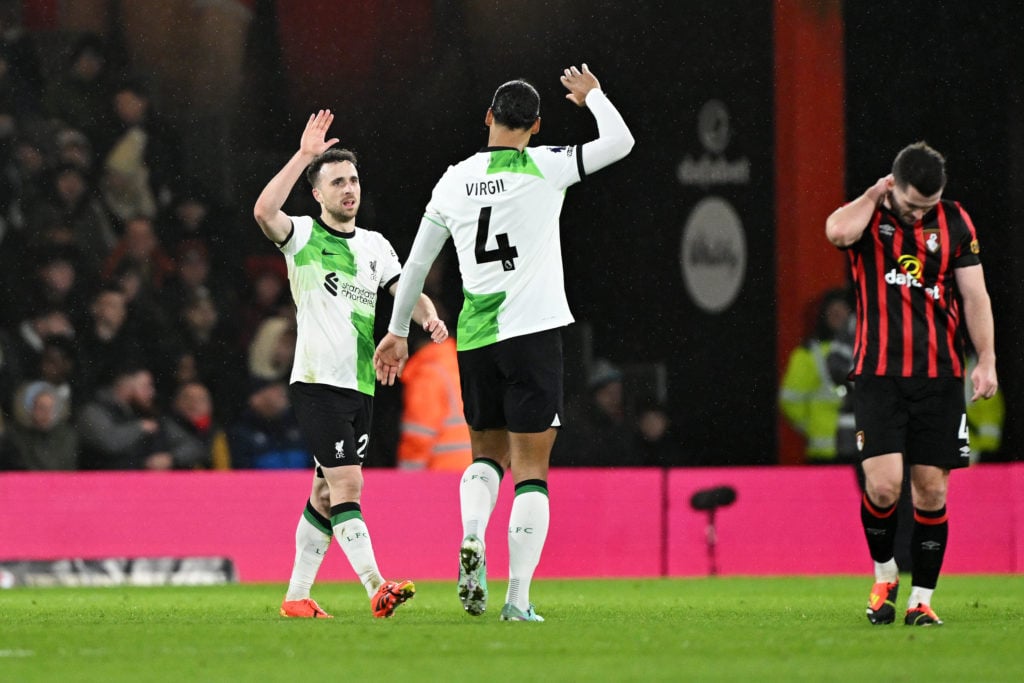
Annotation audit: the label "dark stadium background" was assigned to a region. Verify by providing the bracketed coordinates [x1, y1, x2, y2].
[15, 0, 1021, 467]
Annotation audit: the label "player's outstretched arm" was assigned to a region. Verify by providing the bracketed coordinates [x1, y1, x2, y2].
[561, 63, 635, 175]
[387, 217, 450, 337]
[253, 109, 340, 243]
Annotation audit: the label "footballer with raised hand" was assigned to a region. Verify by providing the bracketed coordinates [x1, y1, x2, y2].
[374, 63, 634, 621]
[253, 109, 447, 620]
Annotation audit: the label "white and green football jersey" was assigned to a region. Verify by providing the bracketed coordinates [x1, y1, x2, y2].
[278, 215, 402, 395]
[424, 145, 582, 350]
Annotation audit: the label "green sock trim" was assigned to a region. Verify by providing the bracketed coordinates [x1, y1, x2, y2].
[330, 509, 363, 527]
[303, 507, 333, 536]
[475, 457, 505, 481]
[514, 484, 549, 497]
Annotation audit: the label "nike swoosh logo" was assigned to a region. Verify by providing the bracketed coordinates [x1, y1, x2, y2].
[322, 249, 341, 256]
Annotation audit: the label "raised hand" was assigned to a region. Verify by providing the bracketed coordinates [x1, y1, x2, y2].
[561, 63, 601, 107]
[300, 109, 340, 157]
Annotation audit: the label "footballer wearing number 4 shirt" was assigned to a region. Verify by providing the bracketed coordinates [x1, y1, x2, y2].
[375, 63, 634, 622]
[825, 141, 998, 627]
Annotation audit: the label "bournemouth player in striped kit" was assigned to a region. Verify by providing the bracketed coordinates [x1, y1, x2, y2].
[826, 142, 999, 626]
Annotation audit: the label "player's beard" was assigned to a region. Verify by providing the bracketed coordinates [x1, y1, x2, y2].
[325, 202, 357, 227]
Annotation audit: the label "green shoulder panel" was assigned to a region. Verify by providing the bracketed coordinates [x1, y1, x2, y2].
[293, 220, 357, 276]
[486, 149, 544, 178]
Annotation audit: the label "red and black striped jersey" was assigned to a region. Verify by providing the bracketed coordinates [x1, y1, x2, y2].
[841, 199, 981, 378]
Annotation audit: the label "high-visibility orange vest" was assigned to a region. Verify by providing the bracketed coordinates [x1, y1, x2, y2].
[397, 338, 472, 471]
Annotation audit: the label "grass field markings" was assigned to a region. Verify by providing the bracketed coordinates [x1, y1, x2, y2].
[0, 649, 36, 658]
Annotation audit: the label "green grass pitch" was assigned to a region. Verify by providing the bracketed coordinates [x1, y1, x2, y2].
[2, 575, 1023, 682]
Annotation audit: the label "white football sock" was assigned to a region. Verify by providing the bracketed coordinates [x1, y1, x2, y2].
[874, 558, 899, 583]
[460, 460, 501, 542]
[333, 514, 383, 597]
[908, 586, 935, 608]
[505, 489, 549, 611]
[284, 512, 332, 601]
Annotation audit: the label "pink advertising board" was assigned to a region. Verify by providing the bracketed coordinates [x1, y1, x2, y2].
[1, 465, 1019, 583]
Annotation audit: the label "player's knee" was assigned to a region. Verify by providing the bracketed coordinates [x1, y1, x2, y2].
[865, 480, 901, 508]
[323, 466, 363, 501]
[912, 483, 947, 510]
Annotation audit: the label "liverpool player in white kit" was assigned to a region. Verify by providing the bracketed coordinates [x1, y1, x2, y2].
[254, 110, 447, 619]
[375, 64, 634, 621]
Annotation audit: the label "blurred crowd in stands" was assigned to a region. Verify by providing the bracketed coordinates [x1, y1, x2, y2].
[0, 21, 312, 471]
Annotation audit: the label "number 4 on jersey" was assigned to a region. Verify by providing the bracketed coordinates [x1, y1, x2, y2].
[475, 207, 518, 271]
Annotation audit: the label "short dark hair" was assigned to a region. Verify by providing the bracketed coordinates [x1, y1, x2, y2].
[892, 141, 946, 196]
[490, 79, 540, 130]
[305, 148, 358, 187]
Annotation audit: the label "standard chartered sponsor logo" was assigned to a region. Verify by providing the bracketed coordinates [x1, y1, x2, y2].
[338, 281, 376, 306]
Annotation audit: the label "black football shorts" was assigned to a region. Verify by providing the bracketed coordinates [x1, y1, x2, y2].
[852, 375, 969, 470]
[289, 382, 373, 471]
[457, 328, 564, 433]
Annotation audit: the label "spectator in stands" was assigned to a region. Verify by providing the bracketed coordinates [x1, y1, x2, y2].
[168, 380, 230, 470]
[44, 161, 117, 280]
[101, 215, 176, 290]
[3, 130, 50, 234]
[227, 379, 310, 469]
[553, 358, 643, 467]
[246, 314, 296, 384]
[174, 289, 245, 418]
[54, 127, 94, 173]
[112, 260, 179, 380]
[2, 380, 78, 470]
[5, 307, 75, 398]
[42, 34, 114, 141]
[157, 185, 233, 277]
[76, 285, 139, 399]
[35, 334, 76, 409]
[77, 362, 204, 470]
[168, 349, 200, 387]
[21, 247, 89, 325]
[236, 255, 290, 351]
[98, 79, 181, 220]
[159, 186, 242, 302]
[160, 239, 214, 317]
[100, 121, 156, 222]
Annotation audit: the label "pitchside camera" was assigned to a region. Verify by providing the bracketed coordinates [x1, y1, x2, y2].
[690, 485, 737, 576]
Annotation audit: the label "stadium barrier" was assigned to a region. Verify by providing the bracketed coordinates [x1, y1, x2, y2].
[1, 464, 1020, 583]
